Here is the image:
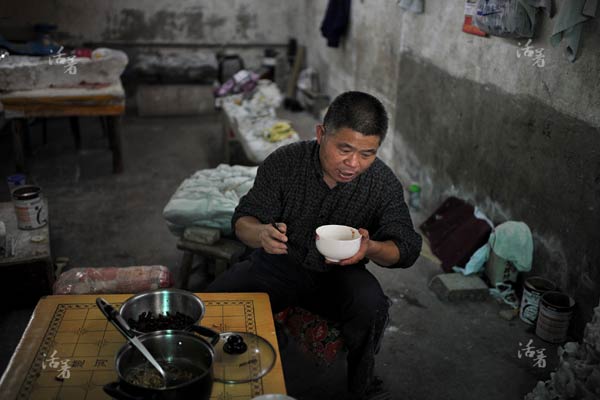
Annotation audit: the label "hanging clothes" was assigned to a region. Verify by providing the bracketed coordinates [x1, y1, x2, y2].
[399, 0, 424, 14]
[320, 0, 352, 48]
[551, 0, 598, 62]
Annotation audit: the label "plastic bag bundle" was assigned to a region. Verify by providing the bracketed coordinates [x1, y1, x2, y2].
[53, 266, 172, 295]
[474, 0, 534, 38]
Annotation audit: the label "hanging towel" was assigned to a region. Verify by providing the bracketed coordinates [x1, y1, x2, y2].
[551, 0, 598, 62]
[517, 0, 552, 30]
[399, 0, 424, 14]
[320, 0, 352, 48]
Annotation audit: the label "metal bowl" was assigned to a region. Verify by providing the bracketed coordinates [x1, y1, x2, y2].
[119, 288, 206, 333]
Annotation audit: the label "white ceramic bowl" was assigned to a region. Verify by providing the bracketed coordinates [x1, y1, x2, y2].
[315, 225, 361, 262]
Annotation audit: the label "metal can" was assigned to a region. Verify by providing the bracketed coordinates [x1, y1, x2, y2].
[519, 276, 556, 325]
[12, 185, 47, 230]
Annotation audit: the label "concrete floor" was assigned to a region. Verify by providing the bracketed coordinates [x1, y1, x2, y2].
[0, 113, 558, 399]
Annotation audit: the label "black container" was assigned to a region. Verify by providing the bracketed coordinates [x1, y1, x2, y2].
[104, 330, 215, 400]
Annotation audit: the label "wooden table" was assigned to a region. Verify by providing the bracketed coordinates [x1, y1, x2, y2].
[0, 292, 286, 400]
[0, 201, 53, 305]
[0, 82, 126, 174]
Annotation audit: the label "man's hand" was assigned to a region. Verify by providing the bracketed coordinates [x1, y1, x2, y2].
[336, 228, 370, 266]
[259, 222, 288, 254]
[329, 228, 401, 267]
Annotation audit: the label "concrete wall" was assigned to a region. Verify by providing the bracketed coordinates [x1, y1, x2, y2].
[296, 1, 600, 335]
[1, 0, 301, 68]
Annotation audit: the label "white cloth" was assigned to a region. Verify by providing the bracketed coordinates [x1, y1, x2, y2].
[163, 164, 258, 235]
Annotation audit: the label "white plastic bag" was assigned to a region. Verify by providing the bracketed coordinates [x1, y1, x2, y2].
[474, 0, 534, 38]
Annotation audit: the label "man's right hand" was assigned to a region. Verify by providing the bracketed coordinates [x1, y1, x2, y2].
[259, 222, 288, 254]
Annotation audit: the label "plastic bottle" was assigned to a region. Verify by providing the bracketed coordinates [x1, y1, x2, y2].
[408, 184, 421, 211]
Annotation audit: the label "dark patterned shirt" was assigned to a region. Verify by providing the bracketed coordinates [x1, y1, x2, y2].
[232, 140, 422, 272]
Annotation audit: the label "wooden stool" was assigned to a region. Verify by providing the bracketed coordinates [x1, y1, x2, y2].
[176, 226, 246, 289]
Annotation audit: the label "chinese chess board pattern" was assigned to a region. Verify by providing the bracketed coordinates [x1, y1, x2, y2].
[18, 300, 265, 400]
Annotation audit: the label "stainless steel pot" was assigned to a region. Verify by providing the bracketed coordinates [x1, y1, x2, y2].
[118, 288, 218, 340]
[104, 330, 215, 400]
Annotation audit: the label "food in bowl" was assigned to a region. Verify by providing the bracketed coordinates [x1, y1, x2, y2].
[315, 225, 362, 262]
[125, 359, 198, 388]
[127, 311, 195, 332]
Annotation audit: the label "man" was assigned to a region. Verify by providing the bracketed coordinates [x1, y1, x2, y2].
[207, 91, 422, 399]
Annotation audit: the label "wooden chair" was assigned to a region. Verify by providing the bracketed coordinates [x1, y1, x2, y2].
[175, 226, 246, 290]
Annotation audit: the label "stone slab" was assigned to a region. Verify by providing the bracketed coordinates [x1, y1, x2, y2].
[428, 273, 489, 302]
[0, 49, 128, 92]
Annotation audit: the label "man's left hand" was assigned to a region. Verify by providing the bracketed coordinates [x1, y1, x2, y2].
[336, 228, 370, 266]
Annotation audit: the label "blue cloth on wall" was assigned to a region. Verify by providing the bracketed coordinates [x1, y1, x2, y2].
[320, 0, 352, 48]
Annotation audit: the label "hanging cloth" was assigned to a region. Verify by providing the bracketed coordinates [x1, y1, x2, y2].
[320, 0, 352, 48]
[551, 0, 598, 62]
[399, 0, 424, 14]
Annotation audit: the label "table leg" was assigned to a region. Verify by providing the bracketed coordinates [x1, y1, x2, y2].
[11, 119, 27, 173]
[99, 116, 108, 138]
[69, 116, 82, 150]
[42, 118, 48, 145]
[221, 111, 231, 164]
[106, 116, 124, 173]
[179, 251, 194, 290]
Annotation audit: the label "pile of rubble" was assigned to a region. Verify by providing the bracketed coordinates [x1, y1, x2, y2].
[525, 302, 600, 400]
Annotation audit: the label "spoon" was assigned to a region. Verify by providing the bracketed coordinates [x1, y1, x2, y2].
[96, 297, 172, 387]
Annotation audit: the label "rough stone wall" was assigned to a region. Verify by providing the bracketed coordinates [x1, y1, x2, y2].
[1, 0, 302, 68]
[296, 1, 600, 336]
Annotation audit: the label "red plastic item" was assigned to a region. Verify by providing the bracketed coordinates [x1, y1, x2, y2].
[72, 48, 93, 58]
[53, 266, 173, 295]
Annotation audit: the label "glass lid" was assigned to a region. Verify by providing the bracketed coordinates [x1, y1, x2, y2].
[213, 331, 276, 383]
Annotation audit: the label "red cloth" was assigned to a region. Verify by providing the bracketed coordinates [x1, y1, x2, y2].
[421, 197, 492, 272]
[274, 307, 344, 365]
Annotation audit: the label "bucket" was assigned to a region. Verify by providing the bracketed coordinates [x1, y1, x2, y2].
[12, 185, 47, 230]
[485, 250, 519, 285]
[535, 291, 575, 343]
[519, 276, 556, 325]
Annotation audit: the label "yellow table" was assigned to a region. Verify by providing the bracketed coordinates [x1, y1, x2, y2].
[0, 292, 286, 399]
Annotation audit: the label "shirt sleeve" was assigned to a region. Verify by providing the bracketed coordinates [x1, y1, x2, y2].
[370, 174, 422, 269]
[231, 150, 285, 232]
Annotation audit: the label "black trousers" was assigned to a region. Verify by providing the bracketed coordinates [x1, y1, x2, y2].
[206, 250, 390, 396]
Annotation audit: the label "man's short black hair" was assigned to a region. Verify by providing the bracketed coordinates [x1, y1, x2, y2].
[323, 91, 389, 141]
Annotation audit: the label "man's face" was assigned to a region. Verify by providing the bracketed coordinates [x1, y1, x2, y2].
[316, 124, 380, 187]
